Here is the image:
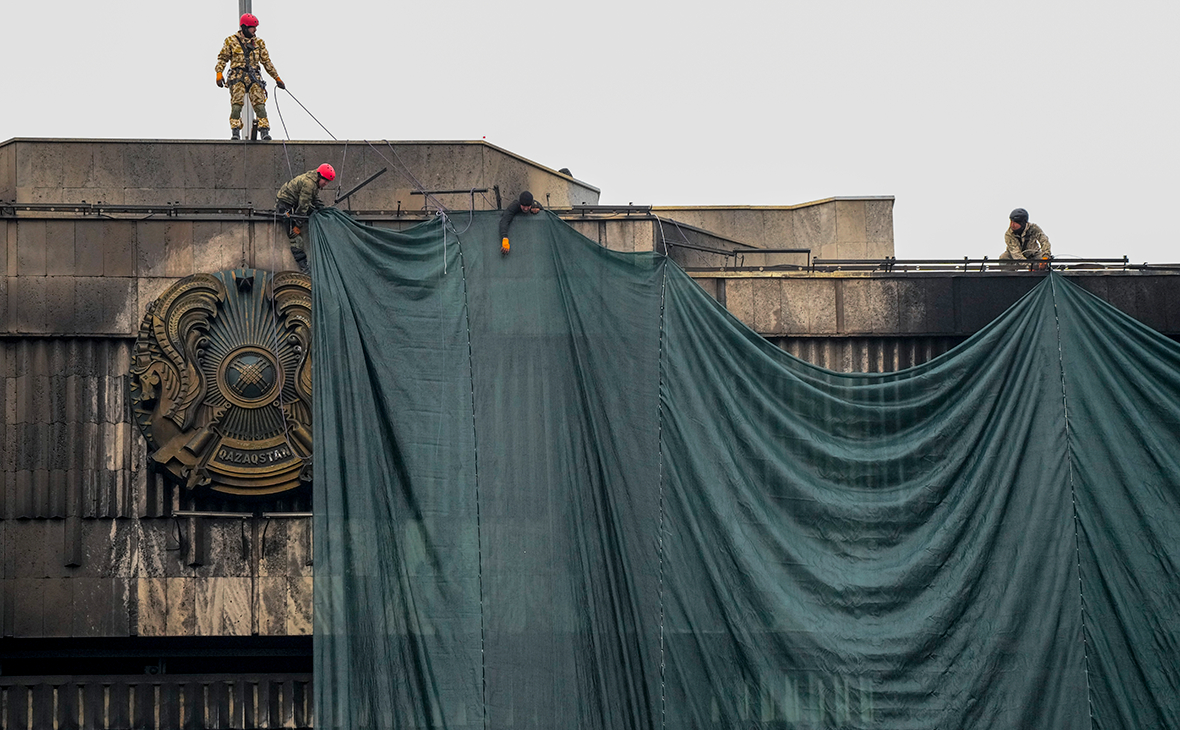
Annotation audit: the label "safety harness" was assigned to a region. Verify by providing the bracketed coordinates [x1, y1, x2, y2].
[226, 34, 267, 94]
[275, 200, 306, 237]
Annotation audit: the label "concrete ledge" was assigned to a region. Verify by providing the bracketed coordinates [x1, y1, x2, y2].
[0, 138, 601, 212]
[691, 271, 1180, 337]
[654, 197, 894, 259]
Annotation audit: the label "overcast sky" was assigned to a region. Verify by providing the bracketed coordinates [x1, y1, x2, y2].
[4, 1, 1177, 262]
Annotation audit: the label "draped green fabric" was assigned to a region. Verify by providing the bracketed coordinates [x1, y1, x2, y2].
[311, 208, 1180, 730]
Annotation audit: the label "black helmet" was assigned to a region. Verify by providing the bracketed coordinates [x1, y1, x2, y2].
[1009, 208, 1029, 225]
[519, 191, 534, 206]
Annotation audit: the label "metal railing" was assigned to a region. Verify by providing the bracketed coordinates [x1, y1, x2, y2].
[733, 247, 812, 268]
[569, 204, 653, 216]
[810, 256, 1137, 272]
[0, 201, 264, 219]
[687, 255, 1180, 274]
[3, 202, 1175, 274]
[0, 674, 312, 729]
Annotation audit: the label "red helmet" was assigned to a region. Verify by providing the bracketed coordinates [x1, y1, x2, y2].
[317, 164, 336, 181]
[240, 13, 259, 27]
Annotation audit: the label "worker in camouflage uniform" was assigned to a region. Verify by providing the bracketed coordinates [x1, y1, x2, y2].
[215, 13, 284, 140]
[276, 164, 336, 275]
[1000, 208, 1052, 270]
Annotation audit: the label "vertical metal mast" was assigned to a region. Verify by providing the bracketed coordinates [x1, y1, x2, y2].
[238, 0, 254, 135]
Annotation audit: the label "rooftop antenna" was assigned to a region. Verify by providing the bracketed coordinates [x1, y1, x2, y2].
[238, 0, 254, 136]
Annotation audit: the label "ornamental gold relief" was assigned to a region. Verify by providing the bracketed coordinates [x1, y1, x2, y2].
[129, 269, 313, 497]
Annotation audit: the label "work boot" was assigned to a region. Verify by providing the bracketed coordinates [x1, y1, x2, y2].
[231, 128, 240, 140]
[260, 128, 272, 141]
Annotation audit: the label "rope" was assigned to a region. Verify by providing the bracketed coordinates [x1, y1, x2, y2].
[336, 140, 350, 206]
[268, 89, 486, 278]
[452, 225, 490, 730]
[265, 261, 307, 476]
[361, 139, 451, 215]
[654, 251, 670, 730]
[667, 217, 698, 256]
[273, 91, 294, 180]
[652, 214, 672, 257]
[1050, 274, 1096, 730]
[444, 190, 480, 237]
[441, 212, 448, 275]
[477, 190, 497, 210]
[382, 140, 429, 196]
[268, 90, 458, 223]
[279, 88, 339, 141]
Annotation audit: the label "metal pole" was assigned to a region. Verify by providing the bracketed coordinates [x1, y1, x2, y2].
[334, 168, 389, 207]
[239, 0, 254, 136]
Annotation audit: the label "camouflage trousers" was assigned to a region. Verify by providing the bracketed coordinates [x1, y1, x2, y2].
[228, 81, 270, 130]
[277, 203, 310, 275]
[289, 241, 310, 275]
[287, 230, 309, 275]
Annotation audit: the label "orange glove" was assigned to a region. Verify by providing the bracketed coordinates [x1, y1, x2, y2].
[276, 77, 286, 90]
[501, 237, 510, 255]
[216, 72, 225, 88]
[291, 225, 302, 236]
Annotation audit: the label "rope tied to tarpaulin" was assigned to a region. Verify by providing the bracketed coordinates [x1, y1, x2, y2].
[449, 224, 490, 730]
[1049, 273, 1096, 730]
[263, 86, 495, 278]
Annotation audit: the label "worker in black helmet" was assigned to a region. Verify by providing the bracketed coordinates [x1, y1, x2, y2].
[1000, 208, 1052, 270]
[498, 191, 542, 254]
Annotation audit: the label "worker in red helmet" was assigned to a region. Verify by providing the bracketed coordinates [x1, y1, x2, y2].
[276, 164, 336, 274]
[215, 13, 285, 140]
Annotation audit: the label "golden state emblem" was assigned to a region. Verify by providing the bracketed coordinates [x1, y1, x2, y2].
[129, 269, 312, 497]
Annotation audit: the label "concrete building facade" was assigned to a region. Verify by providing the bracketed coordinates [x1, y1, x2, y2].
[1, 138, 1177, 729]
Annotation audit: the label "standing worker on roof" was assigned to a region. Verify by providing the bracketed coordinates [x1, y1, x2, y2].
[277, 164, 335, 275]
[1000, 208, 1052, 270]
[215, 14, 285, 140]
[498, 191, 542, 254]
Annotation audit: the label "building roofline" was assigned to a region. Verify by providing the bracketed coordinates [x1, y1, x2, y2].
[0, 137, 601, 195]
[652, 196, 895, 211]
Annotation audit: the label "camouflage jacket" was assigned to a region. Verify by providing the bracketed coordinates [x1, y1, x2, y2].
[215, 32, 280, 83]
[277, 171, 325, 216]
[1004, 222, 1051, 259]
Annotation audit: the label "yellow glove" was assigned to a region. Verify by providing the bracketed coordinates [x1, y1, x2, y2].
[216, 71, 224, 88]
[501, 237, 510, 255]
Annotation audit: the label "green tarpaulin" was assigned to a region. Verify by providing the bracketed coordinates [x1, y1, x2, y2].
[311, 209, 1180, 730]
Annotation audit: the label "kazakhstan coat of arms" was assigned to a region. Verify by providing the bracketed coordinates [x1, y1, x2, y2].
[129, 269, 312, 497]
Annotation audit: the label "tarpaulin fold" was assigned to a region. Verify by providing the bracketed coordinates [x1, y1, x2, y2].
[311, 208, 1180, 730]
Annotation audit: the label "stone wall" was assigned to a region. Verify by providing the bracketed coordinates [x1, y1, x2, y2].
[0, 338, 313, 639]
[0, 138, 600, 211]
[8, 139, 1177, 650]
[654, 197, 894, 260]
[690, 272, 1180, 338]
[0, 138, 605, 644]
[3, 216, 294, 335]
